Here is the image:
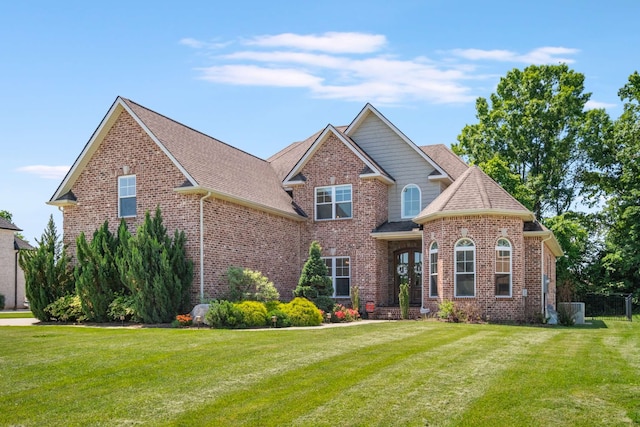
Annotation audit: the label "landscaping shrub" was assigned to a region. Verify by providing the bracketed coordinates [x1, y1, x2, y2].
[107, 293, 138, 322]
[294, 242, 334, 310]
[266, 308, 291, 328]
[235, 301, 268, 327]
[226, 267, 280, 302]
[205, 300, 244, 328]
[44, 295, 86, 322]
[350, 285, 360, 314]
[438, 300, 457, 322]
[279, 297, 323, 327]
[399, 281, 409, 319]
[19, 215, 74, 321]
[332, 303, 360, 322]
[438, 300, 483, 323]
[0, 294, 4, 310]
[313, 295, 335, 313]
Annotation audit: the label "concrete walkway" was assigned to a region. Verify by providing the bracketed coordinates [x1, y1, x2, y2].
[0, 316, 39, 326]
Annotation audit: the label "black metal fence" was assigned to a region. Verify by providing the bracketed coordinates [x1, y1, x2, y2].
[580, 293, 635, 321]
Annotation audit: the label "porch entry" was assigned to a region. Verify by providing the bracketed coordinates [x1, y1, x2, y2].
[392, 248, 422, 305]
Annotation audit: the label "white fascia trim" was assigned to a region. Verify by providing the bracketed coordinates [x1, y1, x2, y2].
[369, 230, 422, 241]
[414, 209, 535, 224]
[427, 174, 452, 183]
[174, 186, 305, 222]
[46, 199, 77, 208]
[359, 173, 395, 184]
[344, 104, 449, 178]
[524, 230, 564, 257]
[283, 125, 388, 184]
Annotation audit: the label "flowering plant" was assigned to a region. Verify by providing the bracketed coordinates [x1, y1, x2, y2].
[175, 314, 193, 326]
[332, 304, 360, 323]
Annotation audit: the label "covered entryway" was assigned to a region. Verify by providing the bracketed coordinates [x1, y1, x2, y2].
[392, 248, 422, 306]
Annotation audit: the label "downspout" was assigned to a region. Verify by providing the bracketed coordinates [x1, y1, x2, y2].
[14, 249, 18, 309]
[199, 192, 212, 301]
[541, 234, 553, 316]
[420, 227, 428, 315]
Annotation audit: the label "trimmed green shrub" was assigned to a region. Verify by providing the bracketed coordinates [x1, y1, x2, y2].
[279, 297, 323, 327]
[19, 215, 74, 321]
[294, 242, 334, 310]
[44, 295, 85, 322]
[350, 285, 360, 314]
[266, 308, 291, 328]
[226, 267, 280, 302]
[399, 281, 409, 319]
[107, 293, 138, 322]
[235, 301, 268, 327]
[0, 294, 4, 310]
[206, 300, 244, 328]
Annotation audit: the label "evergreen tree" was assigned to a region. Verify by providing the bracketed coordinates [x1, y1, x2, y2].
[75, 220, 123, 322]
[294, 241, 334, 311]
[19, 215, 73, 321]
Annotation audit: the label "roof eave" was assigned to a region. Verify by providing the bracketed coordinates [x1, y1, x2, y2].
[174, 186, 306, 222]
[523, 230, 565, 257]
[359, 173, 395, 185]
[427, 174, 452, 183]
[46, 200, 78, 208]
[370, 230, 423, 241]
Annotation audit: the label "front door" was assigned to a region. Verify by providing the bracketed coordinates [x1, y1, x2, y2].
[393, 248, 423, 305]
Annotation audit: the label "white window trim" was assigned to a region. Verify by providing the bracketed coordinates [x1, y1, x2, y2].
[495, 238, 512, 298]
[315, 184, 353, 221]
[118, 174, 137, 218]
[401, 184, 422, 219]
[323, 256, 351, 298]
[429, 241, 438, 298]
[454, 238, 476, 298]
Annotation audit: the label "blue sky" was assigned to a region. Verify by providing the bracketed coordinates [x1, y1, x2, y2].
[2, 1, 638, 243]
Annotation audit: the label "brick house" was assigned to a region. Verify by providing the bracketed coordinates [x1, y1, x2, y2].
[0, 217, 33, 309]
[48, 97, 562, 321]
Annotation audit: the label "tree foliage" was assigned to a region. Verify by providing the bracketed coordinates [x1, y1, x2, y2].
[294, 241, 334, 311]
[116, 207, 193, 323]
[453, 64, 601, 219]
[226, 267, 280, 302]
[18, 215, 73, 321]
[582, 72, 640, 301]
[75, 221, 124, 322]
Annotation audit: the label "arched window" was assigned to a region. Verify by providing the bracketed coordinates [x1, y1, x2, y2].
[429, 241, 438, 297]
[495, 238, 512, 297]
[455, 238, 475, 297]
[401, 184, 421, 218]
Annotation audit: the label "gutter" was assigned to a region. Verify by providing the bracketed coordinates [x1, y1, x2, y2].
[199, 192, 212, 301]
[14, 249, 18, 309]
[541, 234, 554, 316]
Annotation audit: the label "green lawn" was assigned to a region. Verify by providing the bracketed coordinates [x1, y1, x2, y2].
[0, 311, 34, 318]
[0, 320, 638, 426]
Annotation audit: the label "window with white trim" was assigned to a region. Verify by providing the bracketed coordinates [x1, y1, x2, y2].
[323, 257, 351, 297]
[401, 184, 421, 218]
[429, 241, 438, 297]
[455, 238, 475, 297]
[495, 238, 512, 297]
[315, 185, 352, 220]
[118, 175, 136, 218]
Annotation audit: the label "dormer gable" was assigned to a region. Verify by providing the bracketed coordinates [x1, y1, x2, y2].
[283, 124, 394, 186]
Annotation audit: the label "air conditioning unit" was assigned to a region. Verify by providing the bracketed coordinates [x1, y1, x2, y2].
[558, 302, 585, 324]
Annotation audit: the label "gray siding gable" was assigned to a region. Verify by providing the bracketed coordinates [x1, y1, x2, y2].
[348, 112, 441, 222]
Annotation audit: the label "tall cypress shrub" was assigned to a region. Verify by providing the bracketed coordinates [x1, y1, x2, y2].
[19, 215, 73, 321]
[75, 221, 122, 322]
[117, 207, 193, 323]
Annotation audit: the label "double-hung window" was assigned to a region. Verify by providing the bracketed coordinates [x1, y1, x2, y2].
[118, 175, 137, 218]
[429, 241, 438, 297]
[455, 238, 475, 297]
[315, 184, 352, 220]
[495, 238, 512, 297]
[324, 257, 351, 297]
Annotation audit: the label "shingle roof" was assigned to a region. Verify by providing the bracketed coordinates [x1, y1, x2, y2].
[0, 217, 21, 231]
[121, 99, 302, 218]
[14, 236, 34, 250]
[419, 144, 468, 180]
[415, 166, 534, 222]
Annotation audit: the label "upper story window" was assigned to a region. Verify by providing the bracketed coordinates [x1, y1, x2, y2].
[401, 184, 421, 218]
[455, 238, 475, 297]
[495, 238, 512, 297]
[315, 185, 352, 221]
[429, 241, 438, 297]
[324, 257, 351, 297]
[118, 175, 136, 218]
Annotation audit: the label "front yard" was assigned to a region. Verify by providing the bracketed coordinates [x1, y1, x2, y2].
[0, 319, 638, 426]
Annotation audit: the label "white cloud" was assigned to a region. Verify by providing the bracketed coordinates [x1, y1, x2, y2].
[246, 32, 387, 54]
[184, 32, 582, 105]
[585, 100, 617, 110]
[451, 46, 579, 64]
[17, 165, 69, 180]
[180, 37, 229, 49]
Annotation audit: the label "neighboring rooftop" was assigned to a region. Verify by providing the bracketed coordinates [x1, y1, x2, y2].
[0, 217, 21, 231]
